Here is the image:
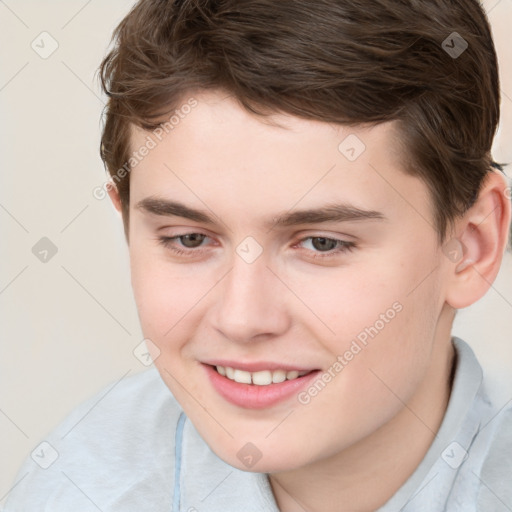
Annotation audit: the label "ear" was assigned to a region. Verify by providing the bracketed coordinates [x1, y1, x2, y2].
[107, 181, 123, 214]
[444, 171, 511, 309]
[107, 181, 130, 243]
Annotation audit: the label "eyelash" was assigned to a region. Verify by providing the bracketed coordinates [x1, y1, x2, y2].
[157, 233, 356, 259]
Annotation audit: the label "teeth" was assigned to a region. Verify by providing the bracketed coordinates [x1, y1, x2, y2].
[272, 370, 286, 383]
[215, 366, 310, 386]
[252, 370, 272, 386]
[233, 369, 252, 384]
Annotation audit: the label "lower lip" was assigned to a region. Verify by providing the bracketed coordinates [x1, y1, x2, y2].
[203, 364, 321, 409]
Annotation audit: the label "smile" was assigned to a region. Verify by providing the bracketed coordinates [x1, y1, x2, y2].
[203, 363, 322, 409]
[215, 366, 312, 386]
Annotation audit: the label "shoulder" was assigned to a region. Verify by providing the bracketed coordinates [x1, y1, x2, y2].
[477, 401, 512, 511]
[3, 368, 184, 512]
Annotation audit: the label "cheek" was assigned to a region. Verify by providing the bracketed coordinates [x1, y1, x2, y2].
[283, 254, 407, 347]
[129, 243, 209, 343]
[291, 246, 441, 397]
[288, 286, 440, 456]
[327, 244, 439, 344]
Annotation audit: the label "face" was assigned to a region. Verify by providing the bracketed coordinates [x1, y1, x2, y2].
[127, 90, 450, 473]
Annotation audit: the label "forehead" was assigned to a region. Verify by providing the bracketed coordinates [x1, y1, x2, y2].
[127, 91, 432, 230]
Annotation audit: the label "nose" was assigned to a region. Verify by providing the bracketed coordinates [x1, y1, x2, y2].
[210, 254, 291, 344]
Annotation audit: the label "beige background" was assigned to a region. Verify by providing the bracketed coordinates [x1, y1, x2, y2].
[1, 0, 511, 501]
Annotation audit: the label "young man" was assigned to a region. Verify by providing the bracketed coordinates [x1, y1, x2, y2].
[4, 0, 512, 510]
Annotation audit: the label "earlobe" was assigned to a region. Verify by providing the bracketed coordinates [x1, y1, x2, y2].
[445, 171, 511, 309]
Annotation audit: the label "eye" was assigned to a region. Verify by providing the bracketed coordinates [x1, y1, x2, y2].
[158, 233, 211, 255]
[173, 233, 207, 248]
[297, 236, 355, 257]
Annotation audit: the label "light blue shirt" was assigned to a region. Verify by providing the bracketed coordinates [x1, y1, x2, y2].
[3, 337, 511, 511]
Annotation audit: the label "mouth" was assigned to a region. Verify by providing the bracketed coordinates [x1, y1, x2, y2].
[202, 362, 322, 409]
[214, 365, 313, 385]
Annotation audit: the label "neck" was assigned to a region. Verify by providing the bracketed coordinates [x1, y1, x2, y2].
[269, 307, 456, 512]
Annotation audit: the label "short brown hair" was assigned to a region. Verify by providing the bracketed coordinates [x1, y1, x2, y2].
[98, 0, 501, 241]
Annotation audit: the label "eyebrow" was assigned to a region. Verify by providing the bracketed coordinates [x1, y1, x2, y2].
[135, 197, 386, 228]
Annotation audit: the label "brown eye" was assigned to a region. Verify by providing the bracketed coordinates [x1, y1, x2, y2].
[178, 233, 206, 248]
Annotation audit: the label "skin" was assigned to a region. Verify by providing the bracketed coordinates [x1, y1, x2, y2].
[108, 90, 511, 512]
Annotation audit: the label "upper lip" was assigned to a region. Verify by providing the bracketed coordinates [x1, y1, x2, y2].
[202, 360, 318, 372]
